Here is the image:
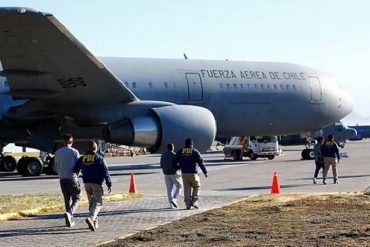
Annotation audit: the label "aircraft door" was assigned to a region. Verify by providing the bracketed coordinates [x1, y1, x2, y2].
[308, 76, 322, 102]
[185, 73, 203, 101]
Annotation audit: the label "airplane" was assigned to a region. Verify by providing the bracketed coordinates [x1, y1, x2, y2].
[278, 121, 357, 159]
[0, 7, 353, 176]
[348, 125, 370, 140]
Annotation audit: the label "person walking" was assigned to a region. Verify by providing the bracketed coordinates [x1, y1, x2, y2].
[160, 143, 182, 208]
[74, 140, 112, 231]
[321, 134, 341, 184]
[173, 138, 208, 210]
[54, 134, 81, 227]
[313, 136, 325, 184]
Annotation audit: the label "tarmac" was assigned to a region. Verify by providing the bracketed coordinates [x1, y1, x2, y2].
[0, 140, 369, 246]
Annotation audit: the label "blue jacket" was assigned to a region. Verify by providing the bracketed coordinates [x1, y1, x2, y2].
[74, 151, 112, 187]
[321, 140, 340, 160]
[173, 146, 207, 175]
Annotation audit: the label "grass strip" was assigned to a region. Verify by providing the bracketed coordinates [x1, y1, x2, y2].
[101, 192, 370, 247]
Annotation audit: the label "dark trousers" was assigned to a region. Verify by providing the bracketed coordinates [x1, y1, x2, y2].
[314, 162, 325, 178]
[60, 179, 81, 214]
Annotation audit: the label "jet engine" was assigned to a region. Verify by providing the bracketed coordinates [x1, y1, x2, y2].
[103, 105, 217, 153]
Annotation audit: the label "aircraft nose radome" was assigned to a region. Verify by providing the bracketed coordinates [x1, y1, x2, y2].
[340, 89, 354, 117]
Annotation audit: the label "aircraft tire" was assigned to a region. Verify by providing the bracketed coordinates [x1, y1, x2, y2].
[0, 155, 17, 171]
[301, 149, 307, 160]
[16, 157, 28, 175]
[301, 149, 315, 160]
[232, 151, 242, 161]
[0, 157, 4, 171]
[250, 153, 258, 160]
[44, 156, 57, 175]
[22, 157, 43, 176]
[307, 149, 315, 160]
[268, 155, 275, 160]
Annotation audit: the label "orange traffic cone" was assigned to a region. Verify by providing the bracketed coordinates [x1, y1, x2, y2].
[129, 173, 137, 193]
[271, 170, 281, 194]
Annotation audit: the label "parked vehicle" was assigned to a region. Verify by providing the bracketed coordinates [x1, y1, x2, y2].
[224, 136, 282, 161]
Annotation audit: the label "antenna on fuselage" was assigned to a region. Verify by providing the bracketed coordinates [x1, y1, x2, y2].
[183, 53, 188, 60]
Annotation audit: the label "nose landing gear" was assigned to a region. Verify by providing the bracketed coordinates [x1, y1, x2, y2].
[301, 148, 315, 160]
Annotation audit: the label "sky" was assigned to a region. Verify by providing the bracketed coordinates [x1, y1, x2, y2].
[1, 0, 370, 117]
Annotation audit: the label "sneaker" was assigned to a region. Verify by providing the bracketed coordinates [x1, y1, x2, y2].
[86, 217, 96, 231]
[70, 215, 76, 227]
[64, 213, 68, 226]
[313, 178, 317, 184]
[94, 217, 99, 229]
[323, 179, 327, 185]
[192, 203, 199, 209]
[186, 206, 191, 210]
[334, 180, 339, 184]
[64, 212, 72, 227]
[170, 200, 178, 208]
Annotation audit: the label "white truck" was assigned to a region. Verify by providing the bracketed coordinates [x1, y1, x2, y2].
[223, 136, 282, 161]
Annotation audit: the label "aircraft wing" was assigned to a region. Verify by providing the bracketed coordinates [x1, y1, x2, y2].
[0, 7, 138, 109]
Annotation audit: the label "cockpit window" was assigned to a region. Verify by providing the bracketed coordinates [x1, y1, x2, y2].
[3, 80, 9, 88]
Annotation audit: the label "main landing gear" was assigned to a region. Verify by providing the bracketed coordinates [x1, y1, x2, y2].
[0, 144, 56, 176]
[16, 153, 57, 177]
[0, 145, 17, 172]
[0, 155, 17, 172]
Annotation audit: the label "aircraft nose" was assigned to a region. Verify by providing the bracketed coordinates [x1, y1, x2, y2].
[339, 89, 354, 118]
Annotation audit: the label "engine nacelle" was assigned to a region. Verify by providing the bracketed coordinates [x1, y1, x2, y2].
[103, 105, 217, 153]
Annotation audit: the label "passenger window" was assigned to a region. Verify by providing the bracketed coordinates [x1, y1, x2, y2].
[254, 84, 258, 90]
[240, 84, 244, 89]
[226, 83, 230, 89]
[124, 81, 129, 87]
[260, 84, 264, 90]
[219, 83, 223, 89]
[233, 83, 237, 89]
[286, 84, 290, 90]
[267, 84, 270, 89]
[293, 84, 297, 90]
[273, 84, 277, 90]
[132, 82, 137, 88]
[280, 84, 284, 90]
[164, 82, 168, 88]
[148, 82, 153, 88]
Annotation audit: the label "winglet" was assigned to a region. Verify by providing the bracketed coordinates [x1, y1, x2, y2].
[0, 7, 51, 16]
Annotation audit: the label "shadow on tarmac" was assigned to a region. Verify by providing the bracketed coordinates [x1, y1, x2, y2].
[0, 225, 88, 238]
[108, 164, 160, 171]
[293, 174, 370, 181]
[0, 175, 59, 182]
[0, 171, 157, 182]
[222, 183, 311, 191]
